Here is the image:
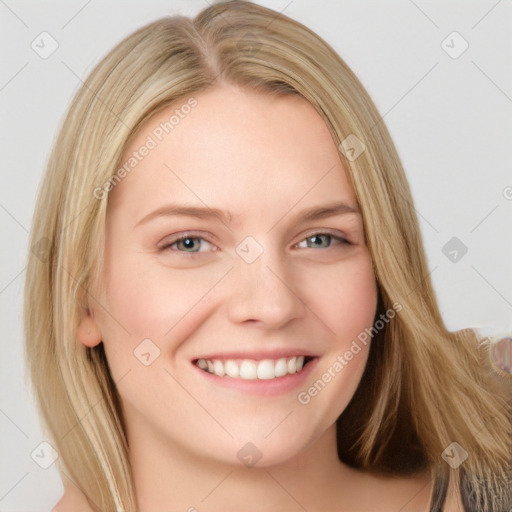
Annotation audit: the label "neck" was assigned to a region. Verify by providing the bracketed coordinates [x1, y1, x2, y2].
[127, 416, 360, 512]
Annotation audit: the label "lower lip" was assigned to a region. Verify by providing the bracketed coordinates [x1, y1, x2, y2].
[191, 358, 319, 396]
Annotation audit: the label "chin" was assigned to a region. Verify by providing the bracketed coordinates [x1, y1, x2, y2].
[217, 426, 320, 470]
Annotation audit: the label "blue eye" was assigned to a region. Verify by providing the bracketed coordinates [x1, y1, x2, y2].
[175, 237, 201, 252]
[296, 233, 349, 249]
[163, 236, 216, 253]
[161, 231, 350, 255]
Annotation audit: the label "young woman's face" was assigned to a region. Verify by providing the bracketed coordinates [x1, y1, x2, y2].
[80, 84, 378, 467]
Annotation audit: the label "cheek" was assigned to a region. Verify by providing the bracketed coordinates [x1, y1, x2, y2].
[300, 250, 378, 343]
[98, 255, 225, 351]
[294, 253, 377, 425]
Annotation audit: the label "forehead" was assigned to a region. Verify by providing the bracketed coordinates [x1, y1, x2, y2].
[107, 84, 357, 224]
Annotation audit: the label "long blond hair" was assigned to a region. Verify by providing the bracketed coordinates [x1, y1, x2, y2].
[24, 1, 511, 510]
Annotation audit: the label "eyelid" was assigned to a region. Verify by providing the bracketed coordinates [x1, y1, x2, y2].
[158, 231, 218, 252]
[159, 228, 351, 254]
[296, 228, 350, 245]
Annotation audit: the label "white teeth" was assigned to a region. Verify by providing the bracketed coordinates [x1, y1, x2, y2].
[224, 360, 240, 378]
[256, 359, 275, 380]
[274, 358, 288, 377]
[213, 360, 225, 377]
[195, 356, 310, 380]
[287, 356, 297, 374]
[240, 360, 258, 380]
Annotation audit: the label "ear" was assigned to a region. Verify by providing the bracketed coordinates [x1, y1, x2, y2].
[77, 307, 102, 347]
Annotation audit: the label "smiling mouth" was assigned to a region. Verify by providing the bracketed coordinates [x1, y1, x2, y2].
[193, 356, 315, 380]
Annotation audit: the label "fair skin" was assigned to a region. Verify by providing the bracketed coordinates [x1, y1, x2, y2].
[55, 84, 462, 511]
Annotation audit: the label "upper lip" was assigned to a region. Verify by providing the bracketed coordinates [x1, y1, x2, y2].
[192, 349, 318, 362]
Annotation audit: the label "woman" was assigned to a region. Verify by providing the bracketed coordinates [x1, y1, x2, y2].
[24, 1, 511, 511]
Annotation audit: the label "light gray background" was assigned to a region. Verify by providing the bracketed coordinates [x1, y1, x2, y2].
[1, 0, 511, 510]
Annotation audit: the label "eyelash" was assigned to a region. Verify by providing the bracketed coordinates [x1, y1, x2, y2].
[160, 230, 351, 255]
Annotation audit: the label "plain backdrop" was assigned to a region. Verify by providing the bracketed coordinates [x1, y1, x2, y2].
[1, 0, 511, 510]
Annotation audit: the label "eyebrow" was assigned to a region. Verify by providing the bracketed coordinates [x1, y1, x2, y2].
[135, 201, 360, 228]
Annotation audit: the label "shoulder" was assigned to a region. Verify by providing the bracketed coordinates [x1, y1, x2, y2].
[52, 484, 94, 512]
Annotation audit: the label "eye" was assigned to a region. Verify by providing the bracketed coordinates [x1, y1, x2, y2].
[161, 234, 217, 253]
[295, 232, 350, 249]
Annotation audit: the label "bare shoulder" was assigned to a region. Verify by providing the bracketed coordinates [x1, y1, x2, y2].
[52, 484, 94, 512]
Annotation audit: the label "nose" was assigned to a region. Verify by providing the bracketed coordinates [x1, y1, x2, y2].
[226, 242, 306, 329]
